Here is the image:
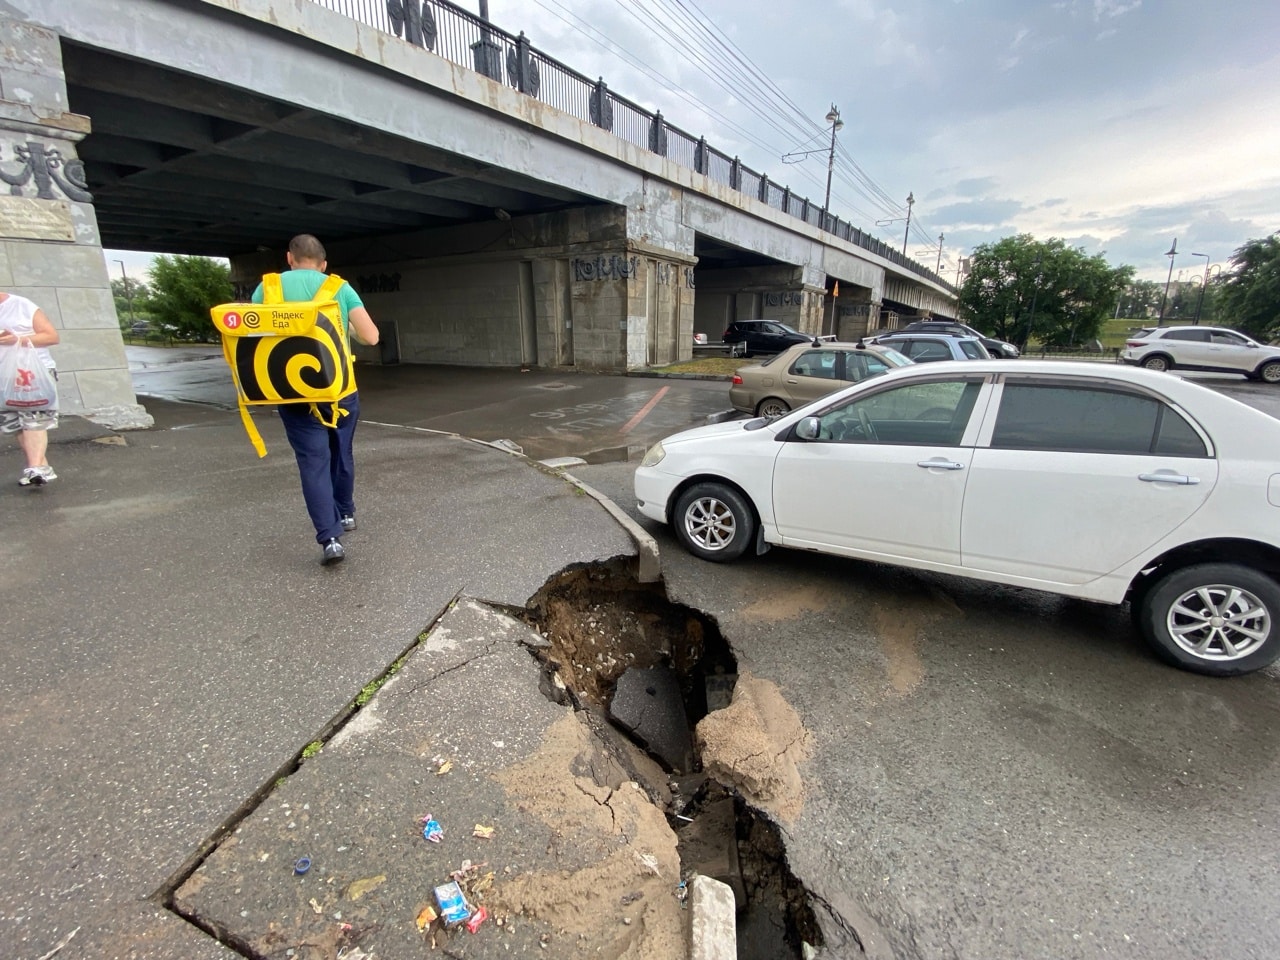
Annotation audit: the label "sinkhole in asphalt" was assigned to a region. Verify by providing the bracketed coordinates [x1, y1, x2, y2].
[520, 559, 822, 958]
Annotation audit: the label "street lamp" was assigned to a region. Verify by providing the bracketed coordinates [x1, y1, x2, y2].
[874, 191, 915, 256]
[1157, 239, 1178, 327]
[822, 104, 843, 218]
[114, 258, 135, 323]
[781, 104, 844, 228]
[1021, 254, 1044, 348]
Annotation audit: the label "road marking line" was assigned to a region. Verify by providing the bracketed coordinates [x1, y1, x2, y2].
[619, 385, 670, 435]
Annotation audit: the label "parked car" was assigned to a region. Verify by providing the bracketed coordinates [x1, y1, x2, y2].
[128, 320, 152, 336]
[870, 333, 990, 362]
[693, 332, 709, 346]
[635, 359, 1280, 676]
[723, 320, 828, 357]
[886, 320, 1020, 358]
[729, 340, 912, 418]
[1121, 325, 1280, 382]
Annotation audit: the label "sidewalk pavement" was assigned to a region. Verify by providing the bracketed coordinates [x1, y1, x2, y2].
[0, 400, 700, 959]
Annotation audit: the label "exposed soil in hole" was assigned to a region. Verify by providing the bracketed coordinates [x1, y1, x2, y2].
[520, 560, 823, 958]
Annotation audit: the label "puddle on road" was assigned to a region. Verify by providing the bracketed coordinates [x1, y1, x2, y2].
[519, 559, 822, 958]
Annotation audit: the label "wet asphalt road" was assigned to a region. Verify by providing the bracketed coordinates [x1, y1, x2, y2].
[126, 348, 1280, 959]
[126, 345, 729, 462]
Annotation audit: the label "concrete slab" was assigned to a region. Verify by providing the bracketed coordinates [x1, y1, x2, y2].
[610, 665, 695, 773]
[173, 599, 687, 958]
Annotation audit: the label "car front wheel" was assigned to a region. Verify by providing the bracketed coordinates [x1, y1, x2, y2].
[672, 482, 755, 562]
[756, 397, 791, 419]
[1138, 563, 1280, 675]
[1256, 360, 1280, 384]
[1141, 355, 1172, 372]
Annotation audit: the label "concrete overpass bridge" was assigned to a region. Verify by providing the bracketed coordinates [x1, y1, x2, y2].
[2, 0, 957, 422]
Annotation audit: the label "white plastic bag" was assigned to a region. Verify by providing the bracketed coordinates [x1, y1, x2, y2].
[1, 339, 58, 411]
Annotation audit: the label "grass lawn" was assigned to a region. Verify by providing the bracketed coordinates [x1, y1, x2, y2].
[646, 357, 743, 377]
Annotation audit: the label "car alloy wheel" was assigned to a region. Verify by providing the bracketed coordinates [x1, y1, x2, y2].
[756, 397, 791, 419]
[1258, 360, 1280, 384]
[1141, 355, 1170, 372]
[1140, 563, 1280, 676]
[672, 482, 755, 562]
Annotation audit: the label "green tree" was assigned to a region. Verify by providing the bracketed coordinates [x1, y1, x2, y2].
[140, 255, 231, 340]
[1118, 280, 1161, 321]
[957, 235, 1134, 348]
[111, 277, 151, 328]
[1216, 233, 1280, 340]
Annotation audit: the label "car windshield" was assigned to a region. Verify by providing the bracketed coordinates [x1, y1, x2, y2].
[760, 351, 793, 367]
[879, 348, 911, 366]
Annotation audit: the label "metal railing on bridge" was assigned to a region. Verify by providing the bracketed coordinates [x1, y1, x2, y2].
[311, 0, 952, 290]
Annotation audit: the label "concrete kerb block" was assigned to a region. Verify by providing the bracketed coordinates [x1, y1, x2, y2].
[688, 875, 737, 960]
[561, 470, 661, 583]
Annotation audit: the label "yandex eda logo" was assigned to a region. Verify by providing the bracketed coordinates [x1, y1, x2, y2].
[223, 311, 242, 329]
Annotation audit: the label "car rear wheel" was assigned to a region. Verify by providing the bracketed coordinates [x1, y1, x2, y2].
[1138, 563, 1280, 675]
[1256, 360, 1280, 384]
[1141, 354, 1172, 372]
[756, 397, 791, 419]
[672, 482, 755, 562]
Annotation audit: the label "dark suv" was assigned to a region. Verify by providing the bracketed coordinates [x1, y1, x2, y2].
[890, 320, 1019, 358]
[722, 320, 816, 357]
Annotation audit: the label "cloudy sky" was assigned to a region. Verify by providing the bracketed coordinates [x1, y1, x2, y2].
[496, 0, 1280, 282]
[106, 0, 1279, 284]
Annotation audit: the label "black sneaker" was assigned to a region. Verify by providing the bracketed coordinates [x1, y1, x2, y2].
[340, 515, 356, 532]
[321, 538, 345, 565]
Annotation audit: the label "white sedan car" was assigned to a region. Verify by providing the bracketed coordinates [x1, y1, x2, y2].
[635, 360, 1280, 676]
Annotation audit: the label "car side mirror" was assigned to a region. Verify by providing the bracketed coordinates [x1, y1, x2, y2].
[795, 417, 821, 441]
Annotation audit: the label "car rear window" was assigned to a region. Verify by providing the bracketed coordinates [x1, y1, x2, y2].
[991, 383, 1208, 457]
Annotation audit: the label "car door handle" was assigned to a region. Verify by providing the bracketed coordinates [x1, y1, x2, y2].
[918, 459, 965, 471]
[1139, 472, 1200, 485]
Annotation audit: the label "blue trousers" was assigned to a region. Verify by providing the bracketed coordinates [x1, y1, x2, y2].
[278, 394, 359, 543]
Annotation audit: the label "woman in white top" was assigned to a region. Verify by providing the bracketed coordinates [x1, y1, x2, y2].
[0, 292, 61, 485]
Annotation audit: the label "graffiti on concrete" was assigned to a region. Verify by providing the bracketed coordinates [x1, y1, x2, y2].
[573, 255, 637, 282]
[0, 140, 92, 202]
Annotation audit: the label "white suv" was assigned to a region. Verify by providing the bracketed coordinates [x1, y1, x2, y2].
[1121, 325, 1280, 382]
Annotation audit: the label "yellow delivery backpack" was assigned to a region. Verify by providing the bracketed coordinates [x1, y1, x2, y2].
[210, 273, 356, 458]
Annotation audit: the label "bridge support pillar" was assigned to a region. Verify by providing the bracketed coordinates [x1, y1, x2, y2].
[0, 17, 150, 428]
[835, 291, 880, 339]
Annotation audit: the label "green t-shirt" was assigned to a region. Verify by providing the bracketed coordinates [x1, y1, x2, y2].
[250, 269, 364, 335]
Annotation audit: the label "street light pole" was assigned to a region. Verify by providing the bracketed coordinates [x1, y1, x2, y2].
[1157, 239, 1178, 327]
[902, 192, 914, 255]
[822, 104, 843, 218]
[1190, 252, 1210, 324]
[114, 258, 135, 323]
[935, 233, 944, 273]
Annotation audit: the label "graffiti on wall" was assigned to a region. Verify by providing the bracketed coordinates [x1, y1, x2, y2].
[764, 291, 806, 308]
[573, 255, 637, 282]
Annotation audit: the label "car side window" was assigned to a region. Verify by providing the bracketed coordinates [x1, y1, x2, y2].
[813, 379, 983, 445]
[1163, 330, 1209, 342]
[1210, 331, 1247, 345]
[791, 350, 838, 379]
[959, 340, 985, 359]
[991, 384, 1208, 456]
[907, 339, 952, 362]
